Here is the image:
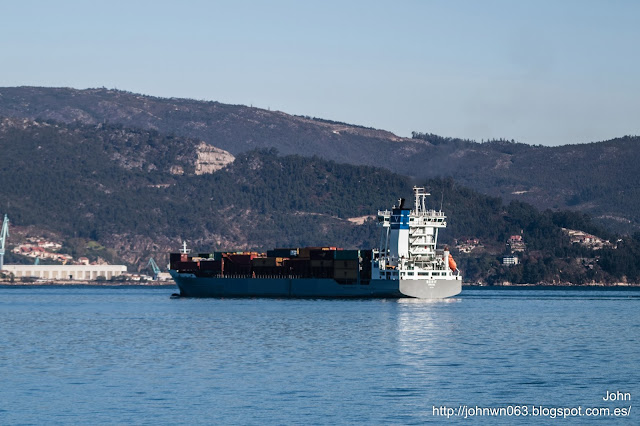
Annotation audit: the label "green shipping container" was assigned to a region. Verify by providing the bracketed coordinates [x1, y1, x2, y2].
[334, 259, 358, 269]
[334, 269, 358, 280]
[334, 250, 359, 260]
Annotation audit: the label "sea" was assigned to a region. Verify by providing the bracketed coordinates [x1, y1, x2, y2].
[0, 285, 638, 425]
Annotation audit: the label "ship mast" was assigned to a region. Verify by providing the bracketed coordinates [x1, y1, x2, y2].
[0, 214, 9, 271]
[408, 187, 446, 267]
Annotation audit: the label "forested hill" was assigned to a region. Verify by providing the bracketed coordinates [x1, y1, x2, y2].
[410, 132, 640, 234]
[1, 118, 639, 284]
[1, 86, 639, 233]
[0, 117, 411, 266]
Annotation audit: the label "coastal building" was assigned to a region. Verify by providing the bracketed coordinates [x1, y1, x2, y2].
[455, 238, 481, 253]
[502, 256, 519, 266]
[1, 264, 127, 280]
[507, 235, 526, 252]
[157, 272, 172, 281]
[562, 228, 612, 249]
[12, 244, 73, 262]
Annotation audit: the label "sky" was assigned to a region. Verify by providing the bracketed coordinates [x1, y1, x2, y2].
[2, 0, 639, 145]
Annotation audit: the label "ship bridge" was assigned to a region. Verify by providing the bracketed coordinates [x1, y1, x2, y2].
[375, 186, 452, 273]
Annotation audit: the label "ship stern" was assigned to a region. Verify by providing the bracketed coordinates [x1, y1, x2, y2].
[399, 277, 462, 299]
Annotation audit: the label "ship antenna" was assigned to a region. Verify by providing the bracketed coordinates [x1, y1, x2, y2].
[440, 189, 444, 211]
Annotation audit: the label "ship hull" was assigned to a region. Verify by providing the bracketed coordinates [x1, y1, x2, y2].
[170, 271, 461, 299]
[399, 278, 462, 299]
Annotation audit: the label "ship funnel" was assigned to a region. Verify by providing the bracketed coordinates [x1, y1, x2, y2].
[389, 201, 410, 259]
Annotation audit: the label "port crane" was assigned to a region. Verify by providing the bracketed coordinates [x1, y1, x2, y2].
[0, 214, 8, 270]
[147, 257, 161, 280]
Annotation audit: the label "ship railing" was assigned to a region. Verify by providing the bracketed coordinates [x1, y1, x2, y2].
[411, 219, 446, 226]
[377, 209, 392, 221]
[207, 274, 305, 279]
[423, 210, 445, 216]
[413, 212, 445, 218]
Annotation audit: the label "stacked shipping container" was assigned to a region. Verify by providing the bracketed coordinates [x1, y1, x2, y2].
[170, 247, 370, 284]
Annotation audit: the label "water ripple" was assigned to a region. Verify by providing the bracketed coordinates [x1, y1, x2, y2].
[0, 286, 638, 424]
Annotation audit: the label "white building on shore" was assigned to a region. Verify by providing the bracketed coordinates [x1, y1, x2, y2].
[1, 265, 127, 280]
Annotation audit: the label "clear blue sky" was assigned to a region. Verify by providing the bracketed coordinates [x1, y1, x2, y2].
[2, 0, 639, 145]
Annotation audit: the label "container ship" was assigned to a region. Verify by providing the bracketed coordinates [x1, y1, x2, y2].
[169, 187, 462, 299]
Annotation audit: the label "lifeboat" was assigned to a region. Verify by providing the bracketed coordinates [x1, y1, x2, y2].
[449, 255, 457, 272]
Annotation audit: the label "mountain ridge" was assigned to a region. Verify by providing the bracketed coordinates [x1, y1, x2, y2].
[1, 86, 639, 233]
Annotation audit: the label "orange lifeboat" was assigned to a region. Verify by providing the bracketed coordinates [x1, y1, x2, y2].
[448, 255, 457, 272]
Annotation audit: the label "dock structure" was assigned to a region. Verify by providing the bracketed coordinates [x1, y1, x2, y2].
[1, 264, 127, 281]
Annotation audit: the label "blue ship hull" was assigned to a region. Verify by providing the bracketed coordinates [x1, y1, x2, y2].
[170, 271, 462, 298]
[171, 271, 403, 298]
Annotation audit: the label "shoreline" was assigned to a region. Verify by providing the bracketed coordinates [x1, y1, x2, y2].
[465, 282, 640, 288]
[0, 280, 177, 286]
[1, 281, 639, 288]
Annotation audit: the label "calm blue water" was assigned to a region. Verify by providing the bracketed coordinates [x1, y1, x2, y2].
[0, 286, 638, 424]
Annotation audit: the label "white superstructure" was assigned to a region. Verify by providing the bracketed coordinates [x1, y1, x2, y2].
[372, 186, 462, 298]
